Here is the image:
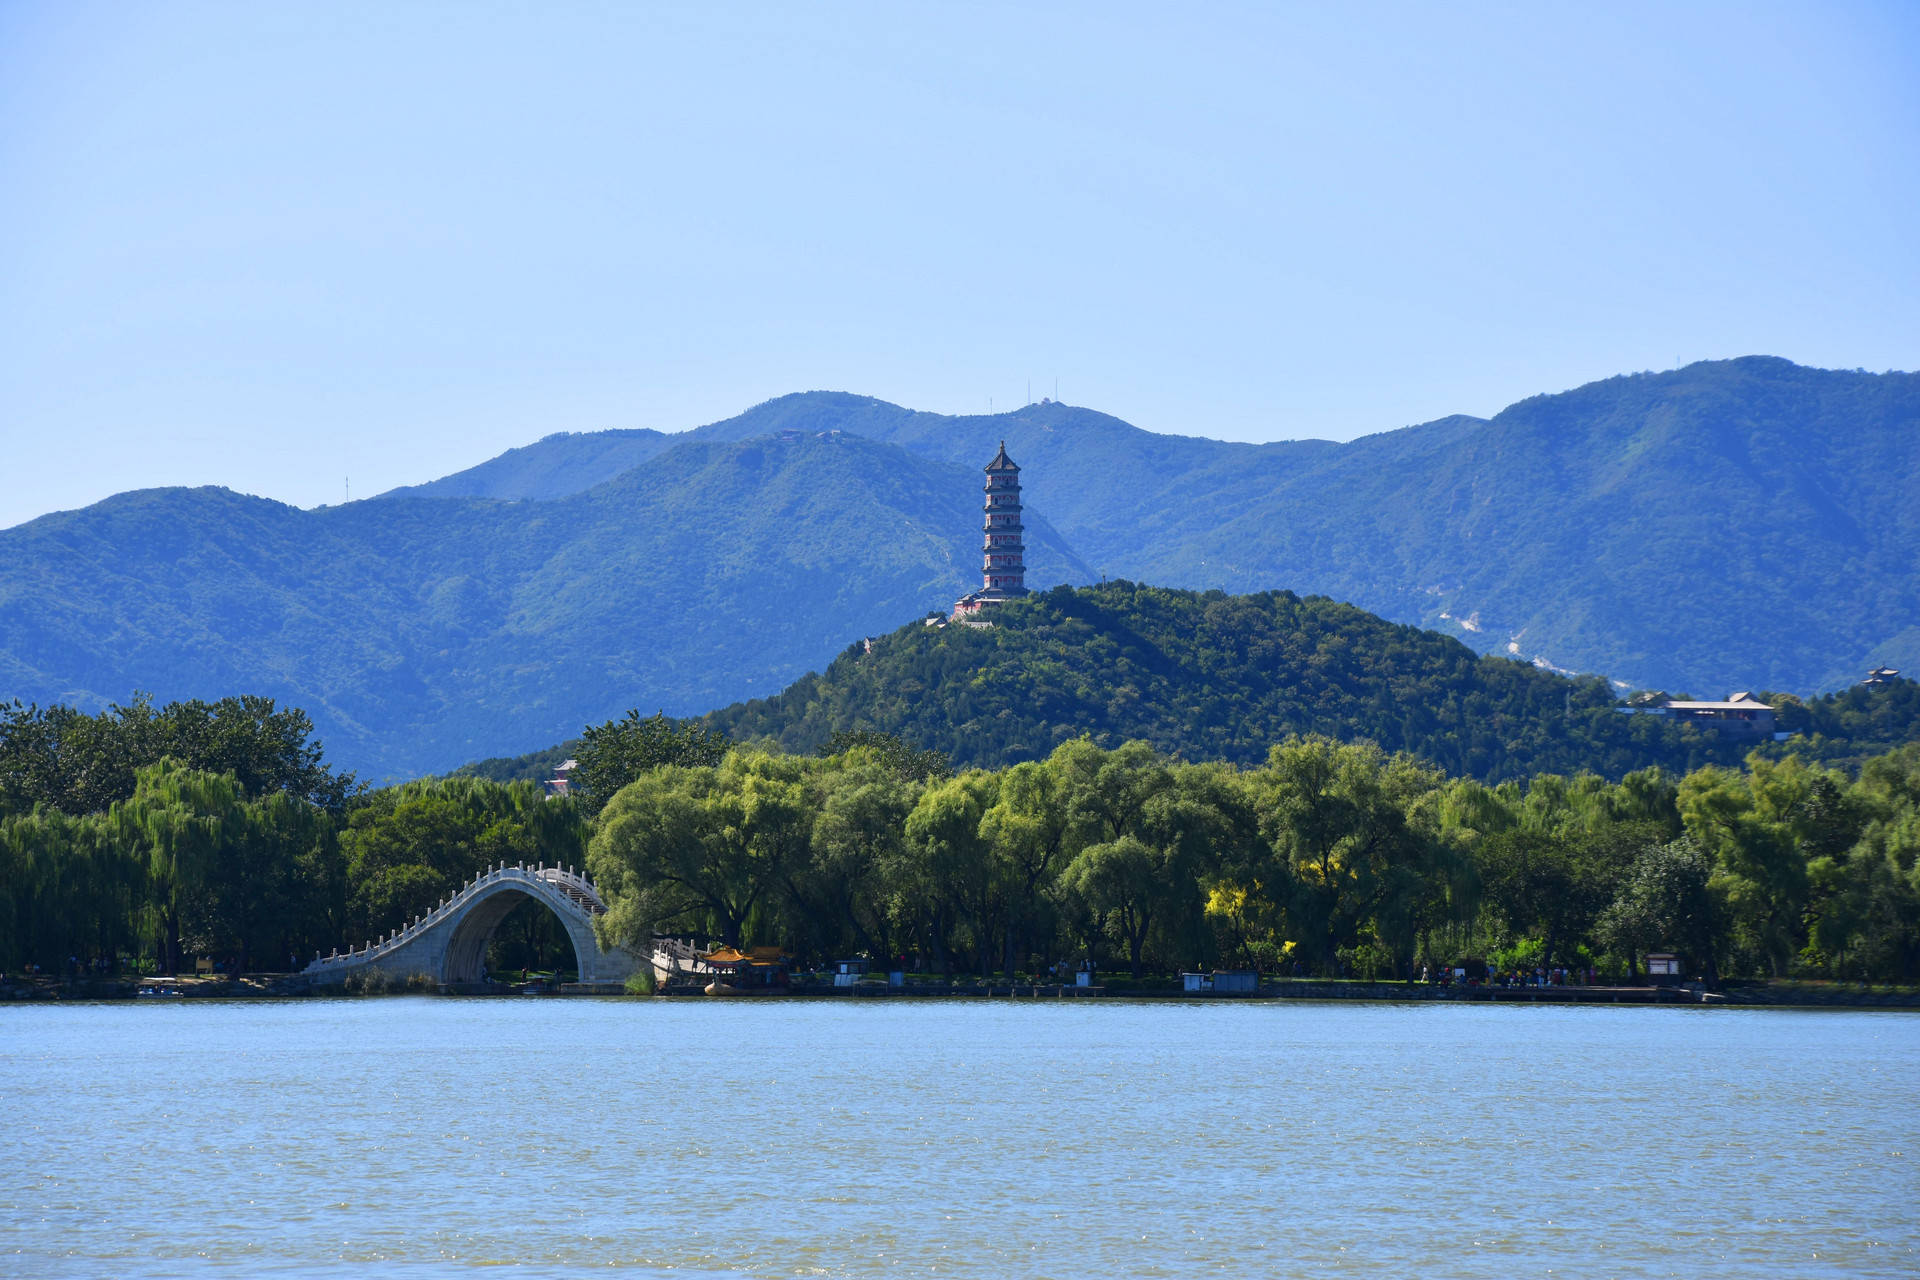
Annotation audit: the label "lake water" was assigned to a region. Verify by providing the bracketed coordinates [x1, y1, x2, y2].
[3, 998, 1915, 1278]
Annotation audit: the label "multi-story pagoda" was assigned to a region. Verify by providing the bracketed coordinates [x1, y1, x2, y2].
[953, 441, 1028, 616]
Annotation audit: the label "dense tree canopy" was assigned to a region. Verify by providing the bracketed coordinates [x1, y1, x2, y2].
[0, 700, 582, 976]
[589, 751, 816, 949]
[579, 734, 1920, 987]
[6, 695, 1918, 991]
[571, 710, 730, 812]
[0, 693, 355, 817]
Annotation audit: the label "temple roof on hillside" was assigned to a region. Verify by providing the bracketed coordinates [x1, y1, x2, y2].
[985, 440, 1019, 471]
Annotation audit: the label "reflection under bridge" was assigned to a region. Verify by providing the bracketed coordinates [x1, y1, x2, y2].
[301, 863, 644, 989]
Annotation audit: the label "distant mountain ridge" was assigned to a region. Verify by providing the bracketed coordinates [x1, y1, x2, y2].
[377, 358, 1920, 694]
[3, 356, 1914, 780]
[0, 433, 1089, 778]
[381, 427, 675, 501]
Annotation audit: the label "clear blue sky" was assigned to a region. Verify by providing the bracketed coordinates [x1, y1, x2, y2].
[2, 1, 1916, 529]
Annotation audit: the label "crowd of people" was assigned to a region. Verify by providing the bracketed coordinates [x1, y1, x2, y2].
[1422, 963, 1604, 988]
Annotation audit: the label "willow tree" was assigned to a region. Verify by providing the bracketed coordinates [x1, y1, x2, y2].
[191, 788, 343, 974]
[979, 757, 1077, 977]
[340, 778, 561, 940]
[1056, 746, 1238, 977]
[1678, 756, 1853, 976]
[0, 807, 143, 973]
[1807, 745, 1920, 979]
[589, 750, 817, 950]
[799, 747, 922, 962]
[1246, 736, 1447, 977]
[109, 760, 244, 974]
[899, 771, 1001, 976]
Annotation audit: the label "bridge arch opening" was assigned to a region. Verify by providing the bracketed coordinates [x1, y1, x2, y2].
[443, 887, 593, 984]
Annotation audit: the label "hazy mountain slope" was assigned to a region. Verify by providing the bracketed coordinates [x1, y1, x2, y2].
[703, 582, 1761, 783]
[0, 434, 1091, 779]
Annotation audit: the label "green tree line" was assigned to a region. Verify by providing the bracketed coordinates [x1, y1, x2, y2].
[581, 734, 1920, 985]
[0, 697, 588, 976]
[6, 696, 1918, 986]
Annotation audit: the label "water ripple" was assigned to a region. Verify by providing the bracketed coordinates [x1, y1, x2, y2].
[2, 999, 1915, 1277]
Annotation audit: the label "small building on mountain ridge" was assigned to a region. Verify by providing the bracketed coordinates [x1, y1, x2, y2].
[1617, 695, 1778, 739]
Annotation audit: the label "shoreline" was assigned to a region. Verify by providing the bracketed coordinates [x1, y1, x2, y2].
[6, 974, 1917, 1010]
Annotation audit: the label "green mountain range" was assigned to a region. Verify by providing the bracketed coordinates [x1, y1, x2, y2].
[0, 434, 1088, 778]
[2, 356, 1914, 779]
[400, 357, 1920, 697]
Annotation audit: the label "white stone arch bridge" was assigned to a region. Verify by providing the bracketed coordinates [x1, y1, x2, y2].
[301, 863, 644, 988]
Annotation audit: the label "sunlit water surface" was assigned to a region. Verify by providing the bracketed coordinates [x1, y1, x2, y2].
[3, 998, 1915, 1278]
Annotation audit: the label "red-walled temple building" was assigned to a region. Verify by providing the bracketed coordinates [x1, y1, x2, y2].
[953, 441, 1028, 617]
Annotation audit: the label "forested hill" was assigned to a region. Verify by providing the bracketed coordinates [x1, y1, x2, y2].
[387, 359, 1920, 695]
[702, 583, 1768, 783]
[0, 433, 1089, 779]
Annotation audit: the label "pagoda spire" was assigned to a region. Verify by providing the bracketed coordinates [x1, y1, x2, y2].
[954, 441, 1028, 616]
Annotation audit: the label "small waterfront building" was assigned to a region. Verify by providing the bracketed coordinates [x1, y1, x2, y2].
[1182, 970, 1260, 994]
[953, 441, 1030, 617]
[1646, 953, 1683, 985]
[832, 958, 870, 988]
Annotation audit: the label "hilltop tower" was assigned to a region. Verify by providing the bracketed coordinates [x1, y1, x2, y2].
[954, 441, 1028, 616]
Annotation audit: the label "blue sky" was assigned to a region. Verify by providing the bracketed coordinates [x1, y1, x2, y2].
[2, 1, 1916, 529]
